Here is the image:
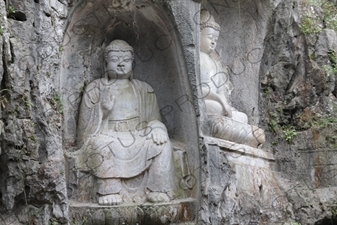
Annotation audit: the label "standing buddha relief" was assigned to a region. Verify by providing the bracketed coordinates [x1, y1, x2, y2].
[199, 10, 265, 147]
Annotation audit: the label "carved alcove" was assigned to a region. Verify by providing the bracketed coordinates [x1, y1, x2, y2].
[201, 0, 268, 125]
[197, 1, 286, 224]
[60, 0, 199, 223]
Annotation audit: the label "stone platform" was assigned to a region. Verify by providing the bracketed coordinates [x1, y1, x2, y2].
[69, 198, 197, 225]
[200, 137, 286, 224]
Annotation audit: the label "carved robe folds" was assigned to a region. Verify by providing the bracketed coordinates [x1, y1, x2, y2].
[73, 78, 175, 201]
[199, 10, 266, 148]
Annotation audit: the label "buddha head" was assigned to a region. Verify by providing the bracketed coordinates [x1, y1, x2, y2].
[104, 40, 134, 79]
[200, 10, 220, 54]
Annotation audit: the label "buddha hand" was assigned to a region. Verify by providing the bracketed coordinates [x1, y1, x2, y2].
[102, 87, 115, 112]
[148, 128, 168, 145]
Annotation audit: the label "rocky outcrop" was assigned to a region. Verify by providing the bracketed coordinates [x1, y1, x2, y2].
[0, 0, 337, 224]
[0, 0, 68, 223]
[259, 0, 337, 224]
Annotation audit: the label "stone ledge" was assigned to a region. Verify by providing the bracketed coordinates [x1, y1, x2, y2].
[69, 198, 197, 225]
[204, 136, 275, 162]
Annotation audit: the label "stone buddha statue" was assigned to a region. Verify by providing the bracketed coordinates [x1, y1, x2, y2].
[199, 10, 265, 147]
[72, 40, 175, 205]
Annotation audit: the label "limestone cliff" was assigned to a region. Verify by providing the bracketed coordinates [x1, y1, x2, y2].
[0, 0, 336, 224]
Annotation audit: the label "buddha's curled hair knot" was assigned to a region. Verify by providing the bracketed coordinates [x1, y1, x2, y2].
[200, 9, 220, 31]
[104, 39, 134, 61]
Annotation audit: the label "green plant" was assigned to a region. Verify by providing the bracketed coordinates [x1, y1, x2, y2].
[29, 135, 36, 142]
[310, 52, 316, 60]
[8, 6, 15, 14]
[69, 219, 76, 225]
[268, 119, 278, 132]
[300, 16, 321, 34]
[330, 202, 337, 217]
[49, 219, 59, 225]
[282, 126, 297, 143]
[327, 134, 337, 148]
[323, 49, 337, 75]
[56, 96, 64, 114]
[32, 208, 42, 217]
[321, 1, 337, 31]
[322, 64, 337, 74]
[263, 87, 271, 96]
[268, 110, 282, 133]
[50, 95, 64, 114]
[22, 95, 32, 108]
[312, 114, 337, 128]
[301, 0, 337, 34]
[291, 222, 302, 225]
[82, 216, 88, 224]
[328, 50, 337, 65]
[271, 141, 278, 146]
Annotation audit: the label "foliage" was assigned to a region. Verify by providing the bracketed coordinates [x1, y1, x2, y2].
[300, 16, 321, 34]
[22, 94, 32, 108]
[291, 223, 302, 225]
[323, 49, 337, 75]
[50, 95, 64, 114]
[268, 119, 279, 133]
[295, 103, 337, 131]
[322, 64, 337, 74]
[282, 126, 297, 143]
[8, 6, 15, 14]
[49, 219, 59, 225]
[312, 113, 337, 128]
[268, 110, 281, 134]
[330, 202, 337, 217]
[321, 1, 337, 31]
[300, 0, 337, 34]
[267, 109, 298, 143]
[328, 49, 337, 66]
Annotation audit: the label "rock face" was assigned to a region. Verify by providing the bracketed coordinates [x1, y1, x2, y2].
[0, 0, 68, 223]
[0, 0, 337, 224]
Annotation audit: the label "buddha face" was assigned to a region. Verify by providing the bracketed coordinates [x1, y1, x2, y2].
[106, 51, 133, 79]
[200, 27, 219, 54]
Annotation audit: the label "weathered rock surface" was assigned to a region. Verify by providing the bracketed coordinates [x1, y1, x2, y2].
[0, 0, 337, 224]
[0, 0, 68, 223]
[259, 0, 337, 224]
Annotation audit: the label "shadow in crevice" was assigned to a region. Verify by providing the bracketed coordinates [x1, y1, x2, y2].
[7, 11, 27, 21]
[315, 217, 337, 225]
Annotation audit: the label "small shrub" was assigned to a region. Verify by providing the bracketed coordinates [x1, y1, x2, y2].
[301, 0, 337, 34]
[283, 126, 297, 143]
[50, 95, 64, 114]
[8, 6, 15, 14]
[300, 16, 321, 34]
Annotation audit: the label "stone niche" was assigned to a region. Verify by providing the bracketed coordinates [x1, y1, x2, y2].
[197, 1, 287, 224]
[60, 0, 199, 224]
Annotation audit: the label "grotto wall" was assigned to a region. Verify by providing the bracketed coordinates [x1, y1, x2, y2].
[0, 0, 337, 224]
[0, 0, 68, 223]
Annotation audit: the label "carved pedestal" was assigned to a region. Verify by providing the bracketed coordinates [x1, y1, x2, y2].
[69, 199, 196, 225]
[200, 137, 286, 225]
[67, 141, 198, 224]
